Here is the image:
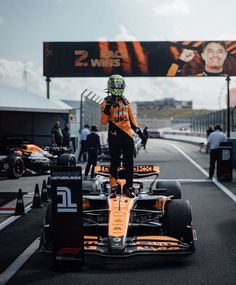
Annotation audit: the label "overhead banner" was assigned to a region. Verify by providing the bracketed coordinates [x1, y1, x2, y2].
[43, 41, 236, 77]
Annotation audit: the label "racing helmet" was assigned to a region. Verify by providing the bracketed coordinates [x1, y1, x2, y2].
[107, 74, 125, 97]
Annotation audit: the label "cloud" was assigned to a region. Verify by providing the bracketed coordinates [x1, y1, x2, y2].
[0, 59, 45, 95]
[99, 25, 137, 42]
[0, 16, 4, 24]
[154, 0, 190, 16]
[114, 25, 137, 41]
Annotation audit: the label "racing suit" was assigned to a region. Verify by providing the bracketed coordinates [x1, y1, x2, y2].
[101, 95, 146, 189]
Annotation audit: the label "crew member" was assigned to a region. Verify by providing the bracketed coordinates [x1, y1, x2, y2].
[207, 125, 226, 179]
[84, 125, 102, 180]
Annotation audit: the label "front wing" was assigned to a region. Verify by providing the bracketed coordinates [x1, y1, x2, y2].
[84, 235, 195, 256]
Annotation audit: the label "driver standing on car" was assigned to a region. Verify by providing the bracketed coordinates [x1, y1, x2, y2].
[101, 74, 147, 198]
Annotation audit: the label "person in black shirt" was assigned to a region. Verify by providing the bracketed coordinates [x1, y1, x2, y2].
[84, 125, 102, 180]
[62, 122, 71, 147]
[51, 121, 63, 147]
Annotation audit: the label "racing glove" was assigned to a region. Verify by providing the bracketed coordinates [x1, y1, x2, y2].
[103, 101, 112, 115]
[103, 97, 119, 115]
[135, 128, 147, 146]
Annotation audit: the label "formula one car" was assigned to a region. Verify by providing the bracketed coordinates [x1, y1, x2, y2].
[0, 137, 76, 177]
[40, 164, 196, 257]
[18, 144, 77, 175]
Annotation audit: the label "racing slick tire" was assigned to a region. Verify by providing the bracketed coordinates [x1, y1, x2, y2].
[156, 181, 182, 199]
[165, 199, 194, 245]
[8, 156, 25, 179]
[57, 154, 76, 167]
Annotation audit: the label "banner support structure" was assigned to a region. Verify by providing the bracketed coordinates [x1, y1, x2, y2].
[80, 89, 88, 132]
[46, 77, 51, 99]
[226, 75, 231, 138]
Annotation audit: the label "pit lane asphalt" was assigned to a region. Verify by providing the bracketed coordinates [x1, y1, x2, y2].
[0, 139, 236, 285]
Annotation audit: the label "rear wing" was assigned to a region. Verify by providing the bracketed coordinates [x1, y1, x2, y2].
[94, 165, 160, 178]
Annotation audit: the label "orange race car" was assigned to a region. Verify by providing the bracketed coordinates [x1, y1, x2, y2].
[40, 164, 196, 259]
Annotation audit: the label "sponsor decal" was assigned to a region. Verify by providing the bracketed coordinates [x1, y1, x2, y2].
[113, 238, 121, 242]
[222, 149, 231, 160]
[57, 186, 77, 213]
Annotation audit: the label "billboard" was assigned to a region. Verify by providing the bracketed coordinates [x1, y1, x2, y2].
[43, 41, 236, 77]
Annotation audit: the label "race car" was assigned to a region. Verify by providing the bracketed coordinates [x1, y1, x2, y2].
[39, 164, 196, 258]
[0, 137, 76, 176]
[18, 144, 77, 175]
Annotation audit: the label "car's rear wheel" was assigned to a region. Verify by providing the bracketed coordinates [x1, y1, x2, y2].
[8, 156, 25, 178]
[156, 181, 182, 199]
[57, 154, 76, 166]
[165, 199, 194, 245]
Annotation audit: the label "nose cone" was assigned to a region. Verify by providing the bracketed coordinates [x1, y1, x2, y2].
[108, 236, 125, 254]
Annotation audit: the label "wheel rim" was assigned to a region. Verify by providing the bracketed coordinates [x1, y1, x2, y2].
[69, 157, 76, 166]
[14, 159, 24, 177]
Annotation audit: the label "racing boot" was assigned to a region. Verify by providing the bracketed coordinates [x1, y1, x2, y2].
[125, 187, 135, 198]
[110, 186, 117, 198]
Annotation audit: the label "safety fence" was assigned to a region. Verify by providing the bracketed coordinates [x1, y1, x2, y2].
[191, 107, 236, 135]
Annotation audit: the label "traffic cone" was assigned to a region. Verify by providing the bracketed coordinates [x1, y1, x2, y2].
[32, 183, 42, 208]
[14, 188, 25, 215]
[47, 176, 51, 198]
[41, 179, 49, 202]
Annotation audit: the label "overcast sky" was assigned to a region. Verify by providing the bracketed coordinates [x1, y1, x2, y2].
[0, 0, 236, 109]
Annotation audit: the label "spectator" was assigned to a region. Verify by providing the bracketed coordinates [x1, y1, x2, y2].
[142, 126, 149, 150]
[51, 121, 63, 147]
[62, 122, 71, 148]
[78, 124, 90, 162]
[207, 125, 226, 179]
[84, 125, 102, 180]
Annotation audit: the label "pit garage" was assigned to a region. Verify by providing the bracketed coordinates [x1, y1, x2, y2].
[0, 85, 72, 146]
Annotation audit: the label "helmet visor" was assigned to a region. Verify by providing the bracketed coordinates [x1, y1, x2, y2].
[111, 82, 125, 89]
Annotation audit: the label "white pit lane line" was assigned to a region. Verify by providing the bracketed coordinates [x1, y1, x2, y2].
[0, 205, 32, 232]
[0, 238, 40, 285]
[169, 143, 236, 203]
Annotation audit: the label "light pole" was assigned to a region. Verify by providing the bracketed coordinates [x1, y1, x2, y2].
[46, 77, 51, 99]
[226, 75, 231, 138]
[80, 89, 88, 132]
